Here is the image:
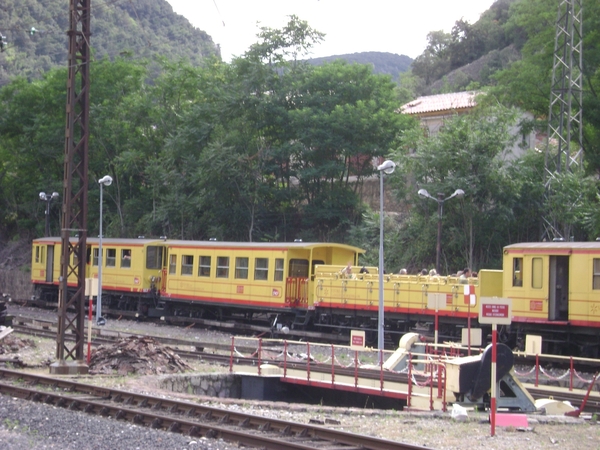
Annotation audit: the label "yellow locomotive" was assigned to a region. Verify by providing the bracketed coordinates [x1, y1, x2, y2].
[31, 238, 600, 355]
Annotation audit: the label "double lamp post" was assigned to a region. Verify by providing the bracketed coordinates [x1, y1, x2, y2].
[417, 188, 464, 274]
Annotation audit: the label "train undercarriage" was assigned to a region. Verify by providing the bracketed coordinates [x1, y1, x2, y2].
[32, 285, 600, 356]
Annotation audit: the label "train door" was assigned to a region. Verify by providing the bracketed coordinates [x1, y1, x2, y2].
[548, 256, 569, 321]
[45, 245, 54, 282]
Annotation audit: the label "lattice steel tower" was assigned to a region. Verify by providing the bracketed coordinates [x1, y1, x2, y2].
[50, 0, 91, 375]
[543, 0, 584, 240]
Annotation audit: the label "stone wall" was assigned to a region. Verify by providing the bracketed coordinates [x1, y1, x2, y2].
[158, 373, 241, 399]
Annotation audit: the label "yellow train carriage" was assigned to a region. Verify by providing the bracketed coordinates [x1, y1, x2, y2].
[503, 242, 600, 330]
[160, 240, 363, 319]
[313, 266, 503, 341]
[31, 237, 164, 304]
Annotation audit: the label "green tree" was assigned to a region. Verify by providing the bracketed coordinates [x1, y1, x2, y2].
[388, 101, 521, 273]
[0, 70, 67, 237]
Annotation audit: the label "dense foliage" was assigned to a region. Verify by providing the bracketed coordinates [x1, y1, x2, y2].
[0, 17, 409, 244]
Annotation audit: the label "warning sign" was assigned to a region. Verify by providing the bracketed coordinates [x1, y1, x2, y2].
[479, 297, 512, 325]
[350, 330, 366, 350]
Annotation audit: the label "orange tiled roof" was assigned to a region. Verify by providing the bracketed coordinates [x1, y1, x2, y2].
[401, 91, 478, 115]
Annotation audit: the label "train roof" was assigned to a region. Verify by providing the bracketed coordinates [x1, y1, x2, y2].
[32, 237, 158, 245]
[32, 237, 365, 253]
[163, 239, 365, 253]
[504, 241, 600, 252]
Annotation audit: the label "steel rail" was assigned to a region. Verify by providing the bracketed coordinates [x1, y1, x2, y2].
[0, 368, 428, 450]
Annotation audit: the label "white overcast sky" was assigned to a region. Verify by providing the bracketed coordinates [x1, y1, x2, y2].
[166, 0, 497, 62]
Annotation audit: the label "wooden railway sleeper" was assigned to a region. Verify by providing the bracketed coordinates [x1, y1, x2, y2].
[68, 400, 80, 410]
[151, 400, 162, 410]
[239, 418, 250, 428]
[205, 429, 218, 438]
[150, 417, 162, 428]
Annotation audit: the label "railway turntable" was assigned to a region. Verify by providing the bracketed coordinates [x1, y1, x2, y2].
[230, 332, 537, 413]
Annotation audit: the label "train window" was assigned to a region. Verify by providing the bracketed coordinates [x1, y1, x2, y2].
[199, 256, 211, 277]
[593, 259, 600, 289]
[146, 246, 163, 269]
[35, 246, 40, 263]
[169, 254, 177, 274]
[289, 259, 309, 277]
[181, 255, 194, 275]
[121, 249, 131, 268]
[93, 248, 100, 266]
[532, 257, 543, 289]
[41, 246, 45, 264]
[274, 258, 284, 281]
[254, 258, 268, 280]
[235, 257, 249, 279]
[512, 258, 523, 287]
[106, 249, 116, 267]
[217, 257, 229, 278]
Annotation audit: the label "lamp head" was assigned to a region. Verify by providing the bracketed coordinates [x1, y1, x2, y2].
[377, 160, 396, 175]
[51, 192, 59, 200]
[451, 189, 465, 199]
[417, 188, 430, 199]
[39, 192, 47, 201]
[98, 175, 113, 186]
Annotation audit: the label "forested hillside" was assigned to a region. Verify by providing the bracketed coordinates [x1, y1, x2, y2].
[306, 52, 412, 80]
[0, 0, 218, 86]
[409, 0, 517, 94]
[1, 1, 600, 274]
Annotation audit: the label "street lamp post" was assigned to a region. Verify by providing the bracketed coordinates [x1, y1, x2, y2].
[417, 188, 464, 274]
[97, 175, 113, 325]
[377, 160, 396, 362]
[39, 191, 59, 237]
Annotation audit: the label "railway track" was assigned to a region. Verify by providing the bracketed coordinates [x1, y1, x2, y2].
[12, 296, 353, 345]
[7, 309, 600, 415]
[0, 368, 427, 450]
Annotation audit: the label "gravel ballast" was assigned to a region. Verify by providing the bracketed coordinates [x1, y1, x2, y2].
[0, 394, 241, 449]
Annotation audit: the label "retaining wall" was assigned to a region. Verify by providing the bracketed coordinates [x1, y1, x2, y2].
[158, 373, 242, 399]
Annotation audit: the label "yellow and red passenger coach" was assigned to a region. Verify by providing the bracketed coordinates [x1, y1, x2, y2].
[31, 237, 600, 355]
[31, 237, 363, 325]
